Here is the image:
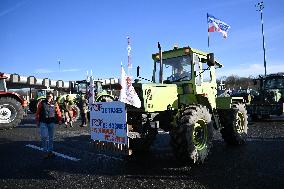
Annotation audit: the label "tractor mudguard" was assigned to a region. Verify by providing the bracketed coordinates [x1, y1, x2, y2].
[216, 96, 244, 109]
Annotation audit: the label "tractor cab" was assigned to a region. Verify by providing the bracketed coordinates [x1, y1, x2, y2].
[151, 46, 222, 109]
[71, 80, 104, 96]
[0, 73, 8, 92]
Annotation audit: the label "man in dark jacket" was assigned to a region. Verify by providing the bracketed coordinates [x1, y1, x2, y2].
[78, 95, 88, 127]
[36, 92, 62, 158]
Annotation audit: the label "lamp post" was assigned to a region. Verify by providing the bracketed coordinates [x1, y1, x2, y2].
[256, 1, 267, 76]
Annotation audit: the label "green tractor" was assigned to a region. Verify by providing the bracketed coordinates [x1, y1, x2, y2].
[126, 43, 248, 164]
[247, 73, 284, 120]
[29, 89, 54, 113]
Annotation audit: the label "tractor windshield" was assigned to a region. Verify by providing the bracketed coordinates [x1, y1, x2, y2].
[37, 90, 46, 98]
[156, 55, 192, 82]
[78, 83, 88, 94]
[264, 78, 284, 89]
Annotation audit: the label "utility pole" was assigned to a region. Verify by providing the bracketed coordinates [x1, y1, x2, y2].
[256, 1, 267, 76]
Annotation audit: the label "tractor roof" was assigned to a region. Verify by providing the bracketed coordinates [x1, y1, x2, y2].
[257, 73, 284, 80]
[152, 46, 208, 61]
[151, 46, 223, 68]
[0, 72, 8, 79]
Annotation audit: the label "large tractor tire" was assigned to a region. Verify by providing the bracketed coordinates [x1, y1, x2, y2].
[170, 105, 213, 164]
[96, 95, 114, 102]
[0, 97, 24, 129]
[219, 103, 248, 145]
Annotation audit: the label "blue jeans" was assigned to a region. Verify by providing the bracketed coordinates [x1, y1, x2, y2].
[39, 122, 55, 152]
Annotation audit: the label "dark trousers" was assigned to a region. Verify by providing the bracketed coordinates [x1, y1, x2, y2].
[81, 112, 88, 126]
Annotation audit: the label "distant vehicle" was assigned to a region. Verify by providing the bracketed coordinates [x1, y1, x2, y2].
[0, 73, 27, 129]
[247, 73, 284, 120]
[230, 89, 252, 103]
[56, 80, 115, 121]
[28, 88, 54, 113]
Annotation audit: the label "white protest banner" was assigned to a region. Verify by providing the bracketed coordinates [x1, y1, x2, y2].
[90, 101, 127, 145]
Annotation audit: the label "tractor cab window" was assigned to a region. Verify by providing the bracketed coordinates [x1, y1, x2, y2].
[95, 82, 103, 93]
[0, 79, 5, 92]
[78, 83, 88, 94]
[37, 90, 46, 98]
[156, 55, 192, 82]
[264, 78, 284, 89]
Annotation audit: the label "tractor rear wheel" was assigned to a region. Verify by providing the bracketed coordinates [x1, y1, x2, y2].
[219, 103, 248, 145]
[170, 105, 213, 164]
[96, 95, 114, 102]
[0, 97, 24, 129]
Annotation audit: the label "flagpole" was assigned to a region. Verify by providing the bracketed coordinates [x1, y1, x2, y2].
[208, 32, 210, 48]
[207, 13, 209, 48]
[127, 36, 131, 76]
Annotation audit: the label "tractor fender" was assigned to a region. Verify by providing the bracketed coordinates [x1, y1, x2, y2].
[0, 92, 26, 107]
[216, 96, 244, 109]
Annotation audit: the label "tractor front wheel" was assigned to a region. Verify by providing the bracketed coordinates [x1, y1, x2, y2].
[0, 97, 24, 129]
[219, 103, 248, 145]
[170, 105, 213, 164]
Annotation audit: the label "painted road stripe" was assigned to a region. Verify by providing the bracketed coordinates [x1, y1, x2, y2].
[26, 144, 80, 162]
[158, 130, 169, 134]
[95, 153, 124, 161]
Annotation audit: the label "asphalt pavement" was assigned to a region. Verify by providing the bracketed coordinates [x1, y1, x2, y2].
[0, 114, 283, 189]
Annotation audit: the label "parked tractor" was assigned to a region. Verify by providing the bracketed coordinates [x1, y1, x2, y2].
[29, 88, 54, 113]
[0, 73, 27, 129]
[126, 44, 248, 164]
[57, 80, 115, 121]
[247, 73, 284, 120]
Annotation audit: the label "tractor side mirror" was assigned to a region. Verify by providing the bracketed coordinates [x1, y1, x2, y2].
[207, 53, 215, 66]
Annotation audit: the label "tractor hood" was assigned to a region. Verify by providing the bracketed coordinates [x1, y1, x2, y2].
[133, 83, 178, 112]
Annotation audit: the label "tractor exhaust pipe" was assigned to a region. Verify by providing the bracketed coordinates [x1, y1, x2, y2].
[158, 42, 163, 84]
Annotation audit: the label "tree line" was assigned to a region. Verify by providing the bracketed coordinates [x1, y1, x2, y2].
[217, 75, 257, 90]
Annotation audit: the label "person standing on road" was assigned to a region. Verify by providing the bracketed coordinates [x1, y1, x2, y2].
[78, 95, 88, 127]
[36, 92, 62, 158]
[62, 95, 74, 128]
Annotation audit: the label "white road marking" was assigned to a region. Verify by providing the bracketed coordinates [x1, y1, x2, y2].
[158, 130, 169, 134]
[95, 153, 124, 161]
[25, 144, 80, 162]
[247, 138, 284, 142]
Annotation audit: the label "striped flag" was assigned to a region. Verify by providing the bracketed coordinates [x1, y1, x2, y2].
[207, 13, 231, 38]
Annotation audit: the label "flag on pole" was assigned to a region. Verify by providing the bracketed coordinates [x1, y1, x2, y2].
[207, 13, 231, 38]
[88, 76, 94, 104]
[127, 36, 132, 69]
[119, 65, 141, 108]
